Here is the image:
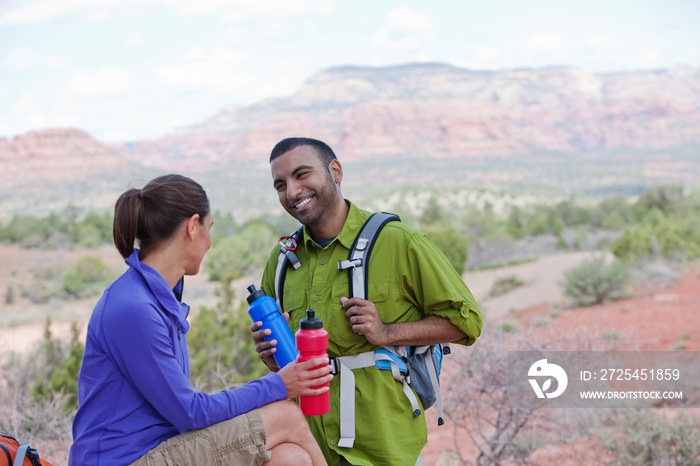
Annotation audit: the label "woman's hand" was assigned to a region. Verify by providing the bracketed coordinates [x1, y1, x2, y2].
[277, 357, 333, 400]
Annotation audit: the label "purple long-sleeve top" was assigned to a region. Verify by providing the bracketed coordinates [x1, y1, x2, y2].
[69, 249, 287, 465]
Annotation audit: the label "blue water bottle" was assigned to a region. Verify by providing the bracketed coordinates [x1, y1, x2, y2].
[246, 284, 298, 368]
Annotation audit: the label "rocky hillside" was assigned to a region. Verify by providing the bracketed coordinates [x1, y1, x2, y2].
[0, 129, 149, 217]
[3, 64, 700, 218]
[109, 63, 700, 168]
[0, 129, 128, 186]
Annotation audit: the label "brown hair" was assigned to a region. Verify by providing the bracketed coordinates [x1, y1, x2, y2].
[113, 174, 210, 259]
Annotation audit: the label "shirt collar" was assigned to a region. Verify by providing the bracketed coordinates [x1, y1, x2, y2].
[301, 199, 365, 250]
[125, 249, 190, 333]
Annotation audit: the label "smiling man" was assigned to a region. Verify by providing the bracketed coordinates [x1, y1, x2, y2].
[252, 137, 483, 466]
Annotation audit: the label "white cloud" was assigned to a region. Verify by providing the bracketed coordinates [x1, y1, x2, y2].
[165, 0, 335, 21]
[473, 45, 502, 62]
[13, 93, 41, 113]
[263, 19, 288, 35]
[0, 0, 155, 24]
[223, 27, 246, 41]
[386, 6, 432, 31]
[4, 47, 43, 70]
[157, 47, 251, 92]
[374, 7, 434, 51]
[70, 68, 133, 95]
[45, 54, 69, 67]
[124, 30, 145, 47]
[523, 32, 569, 55]
[4, 48, 69, 71]
[586, 35, 624, 49]
[638, 49, 661, 68]
[276, 58, 313, 74]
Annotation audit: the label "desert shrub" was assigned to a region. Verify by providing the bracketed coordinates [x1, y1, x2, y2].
[0, 319, 80, 449]
[5, 285, 16, 304]
[0, 215, 49, 247]
[419, 195, 447, 226]
[593, 196, 635, 228]
[22, 264, 67, 303]
[489, 275, 524, 297]
[32, 321, 84, 412]
[633, 184, 684, 216]
[611, 217, 700, 262]
[63, 255, 113, 299]
[187, 282, 268, 391]
[423, 224, 469, 275]
[442, 330, 596, 465]
[0, 209, 112, 249]
[563, 255, 631, 306]
[206, 220, 277, 283]
[72, 213, 112, 248]
[599, 409, 700, 465]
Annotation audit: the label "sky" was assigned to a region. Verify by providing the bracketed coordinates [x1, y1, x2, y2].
[1, 0, 699, 143]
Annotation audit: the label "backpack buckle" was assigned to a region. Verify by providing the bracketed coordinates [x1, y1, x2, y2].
[329, 357, 339, 375]
[337, 258, 362, 270]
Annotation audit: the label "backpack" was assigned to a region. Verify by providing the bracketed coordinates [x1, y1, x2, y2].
[275, 212, 449, 449]
[0, 432, 54, 466]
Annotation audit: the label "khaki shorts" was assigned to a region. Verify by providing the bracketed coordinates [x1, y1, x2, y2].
[129, 410, 270, 466]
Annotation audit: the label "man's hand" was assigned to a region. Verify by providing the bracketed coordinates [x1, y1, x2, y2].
[341, 296, 390, 346]
[250, 312, 291, 372]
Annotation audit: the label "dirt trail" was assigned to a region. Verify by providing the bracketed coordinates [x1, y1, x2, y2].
[463, 250, 603, 319]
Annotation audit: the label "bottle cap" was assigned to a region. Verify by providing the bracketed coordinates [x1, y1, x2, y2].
[246, 284, 266, 304]
[300, 309, 323, 329]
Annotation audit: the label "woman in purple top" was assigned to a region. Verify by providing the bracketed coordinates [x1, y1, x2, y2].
[70, 174, 330, 466]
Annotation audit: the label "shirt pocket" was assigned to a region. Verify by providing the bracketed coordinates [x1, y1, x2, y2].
[367, 280, 389, 303]
[282, 288, 306, 325]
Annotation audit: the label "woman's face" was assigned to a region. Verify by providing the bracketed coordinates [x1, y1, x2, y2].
[185, 212, 212, 276]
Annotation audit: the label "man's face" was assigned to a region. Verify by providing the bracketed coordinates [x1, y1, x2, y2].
[271, 145, 341, 230]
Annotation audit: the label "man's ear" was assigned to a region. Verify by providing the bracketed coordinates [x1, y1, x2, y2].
[329, 160, 343, 184]
[186, 214, 200, 240]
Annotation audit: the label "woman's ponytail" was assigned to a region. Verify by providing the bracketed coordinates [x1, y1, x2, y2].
[113, 188, 141, 259]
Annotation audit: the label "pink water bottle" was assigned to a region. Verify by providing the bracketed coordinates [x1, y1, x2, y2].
[296, 309, 330, 416]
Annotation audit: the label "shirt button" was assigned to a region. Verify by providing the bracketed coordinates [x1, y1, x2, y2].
[314, 296, 320, 302]
[320, 260, 326, 265]
[330, 440, 336, 446]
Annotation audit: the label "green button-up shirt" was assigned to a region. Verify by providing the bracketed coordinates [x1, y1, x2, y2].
[261, 201, 482, 466]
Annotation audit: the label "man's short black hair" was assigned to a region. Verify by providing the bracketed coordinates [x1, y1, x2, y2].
[270, 137, 338, 169]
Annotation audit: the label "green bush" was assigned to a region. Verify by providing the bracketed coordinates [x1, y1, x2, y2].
[423, 225, 469, 275]
[72, 213, 112, 248]
[611, 217, 700, 262]
[600, 409, 700, 465]
[187, 283, 268, 391]
[206, 221, 277, 283]
[563, 255, 631, 306]
[489, 275, 524, 297]
[63, 255, 113, 299]
[32, 322, 84, 412]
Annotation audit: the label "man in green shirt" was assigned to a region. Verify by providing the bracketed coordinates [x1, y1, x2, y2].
[252, 137, 482, 466]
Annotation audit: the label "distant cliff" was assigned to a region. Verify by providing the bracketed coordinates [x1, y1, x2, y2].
[2, 64, 699, 218]
[0, 129, 130, 189]
[108, 63, 700, 169]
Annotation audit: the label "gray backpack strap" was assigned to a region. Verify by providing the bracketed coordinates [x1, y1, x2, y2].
[14, 444, 28, 466]
[337, 212, 400, 299]
[274, 226, 303, 309]
[333, 347, 419, 449]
